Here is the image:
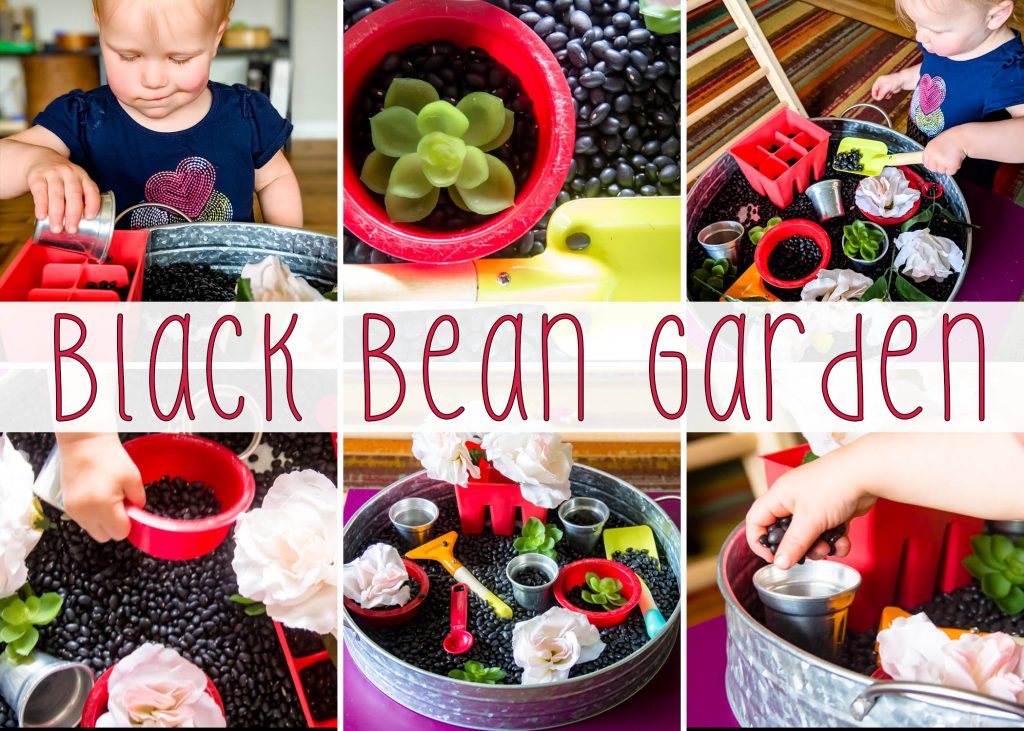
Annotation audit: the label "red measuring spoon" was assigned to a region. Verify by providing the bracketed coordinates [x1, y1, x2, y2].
[443, 583, 474, 654]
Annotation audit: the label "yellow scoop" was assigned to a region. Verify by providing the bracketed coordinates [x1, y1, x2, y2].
[603, 525, 668, 638]
[835, 137, 924, 176]
[405, 531, 513, 619]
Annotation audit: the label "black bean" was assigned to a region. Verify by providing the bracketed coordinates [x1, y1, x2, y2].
[546, 31, 569, 50]
[569, 9, 592, 32]
[579, 70, 606, 88]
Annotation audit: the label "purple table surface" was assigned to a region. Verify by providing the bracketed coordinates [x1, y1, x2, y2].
[686, 616, 738, 729]
[343, 488, 681, 731]
[955, 181, 1024, 302]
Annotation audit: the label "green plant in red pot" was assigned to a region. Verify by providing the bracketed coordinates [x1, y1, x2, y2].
[580, 572, 628, 610]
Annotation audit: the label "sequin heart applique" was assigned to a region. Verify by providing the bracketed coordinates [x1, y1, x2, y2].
[917, 74, 946, 116]
[143, 157, 217, 219]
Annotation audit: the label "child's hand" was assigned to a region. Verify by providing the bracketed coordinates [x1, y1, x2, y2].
[872, 72, 908, 101]
[745, 450, 877, 569]
[58, 433, 145, 542]
[25, 152, 101, 235]
[923, 128, 969, 176]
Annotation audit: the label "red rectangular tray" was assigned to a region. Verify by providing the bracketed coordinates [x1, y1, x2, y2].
[273, 621, 336, 728]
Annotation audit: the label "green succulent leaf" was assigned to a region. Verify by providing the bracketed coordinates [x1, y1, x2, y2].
[449, 661, 505, 684]
[457, 92, 507, 147]
[456, 146, 489, 189]
[1, 600, 27, 626]
[963, 554, 995, 579]
[385, 187, 441, 223]
[359, 150, 398, 195]
[994, 535, 1015, 563]
[456, 154, 515, 215]
[515, 517, 563, 558]
[581, 572, 626, 607]
[479, 109, 515, 152]
[417, 132, 468, 187]
[244, 603, 268, 617]
[984, 571, 1013, 598]
[384, 78, 440, 114]
[859, 275, 890, 302]
[996, 586, 1024, 616]
[524, 517, 545, 540]
[448, 669, 468, 680]
[0, 624, 26, 644]
[28, 593, 62, 625]
[388, 153, 435, 199]
[417, 101, 470, 138]
[370, 107, 421, 158]
[9, 626, 38, 657]
[448, 185, 471, 211]
[547, 525, 563, 543]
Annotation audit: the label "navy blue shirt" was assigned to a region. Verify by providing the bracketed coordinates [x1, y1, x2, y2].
[34, 82, 292, 229]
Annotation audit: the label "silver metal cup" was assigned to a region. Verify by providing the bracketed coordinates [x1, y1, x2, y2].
[753, 561, 861, 662]
[558, 497, 610, 554]
[32, 190, 116, 263]
[987, 520, 1024, 539]
[804, 179, 845, 222]
[389, 498, 439, 548]
[0, 649, 94, 727]
[844, 222, 890, 272]
[697, 221, 743, 265]
[506, 554, 559, 612]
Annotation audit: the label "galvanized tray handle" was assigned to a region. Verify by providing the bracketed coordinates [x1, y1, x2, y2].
[850, 681, 1024, 722]
[654, 495, 681, 503]
[839, 102, 893, 129]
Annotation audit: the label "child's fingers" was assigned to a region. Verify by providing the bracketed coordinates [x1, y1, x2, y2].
[29, 179, 49, 221]
[83, 520, 112, 543]
[62, 176, 84, 234]
[774, 513, 824, 570]
[745, 496, 787, 562]
[47, 178, 66, 234]
[123, 472, 146, 509]
[831, 535, 852, 558]
[82, 177, 102, 220]
[105, 505, 132, 542]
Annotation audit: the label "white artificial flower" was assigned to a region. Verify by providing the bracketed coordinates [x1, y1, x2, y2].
[512, 607, 605, 684]
[342, 543, 410, 609]
[893, 229, 964, 283]
[96, 643, 225, 727]
[480, 433, 573, 509]
[878, 613, 949, 684]
[801, 432, 864, 458]
[0, 435, 42, 599]
[411, 432, 480, 487]
[855, 167, 920, 218]
[232, 470, 338, 635]
[238, 255, 325, 302]
[800, 269, 874, 302]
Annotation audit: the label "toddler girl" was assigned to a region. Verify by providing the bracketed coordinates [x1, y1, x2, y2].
[871, 0, 1024, 185]
[0, 0, 302, 235]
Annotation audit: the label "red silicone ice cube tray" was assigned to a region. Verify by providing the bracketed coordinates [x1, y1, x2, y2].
[273, 622, 336, 728]
[455, 443, 548, 535]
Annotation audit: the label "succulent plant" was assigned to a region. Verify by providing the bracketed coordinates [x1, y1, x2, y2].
[748, 216, 782, 245]
[448, 660, 507, 684]
[843, 219, 885, 261]
[963, 534, 1024, 615]
[513, 517, 563, 560]
[361, 78, 517, 223]
[690, 257, 738, 301]
[0, 585, 63, 663]
[581, 571, 628, 608]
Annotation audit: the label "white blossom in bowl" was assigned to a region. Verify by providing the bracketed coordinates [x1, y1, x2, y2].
[238, 255, 325, 302]
[342, 543, 410, 608]
[512, 607, 605, 684]
[480, 433, 573, 509]
[232, 470, 337, 635]
[800, 269, 874, 302]
[0, 434, 42, 599]
[893, 229, 964, 283]
[412, 432, 480, 487]
[96, 643, 225, 727]
[855, 166, 920, 218]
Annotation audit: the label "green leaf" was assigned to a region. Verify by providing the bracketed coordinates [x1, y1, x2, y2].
[465, 661, 483, 673]
[448, 185, 471, 212]
[894, 276, 934, 302]
[541, 536, 555, 552]
[9, 626, 38, 657]
[900, 206, 934, 232]
[539, 548, 557, 560]
[996, 586, 1024, 615]
[479, 109, 515, 152]
[322, 634, 338, 668]
[384, 78, 439, 114]
[711, 264, 726, 276]
[0, 624, 27, 644]
[456, 147, 489, 189]
[457, 92, 507, 148]
[973, 535, 997, 567]
[983, 571, 1013, 599]
[230, 594, 255, 605]
[323, 290, 338, 301]
[417, 101, 470, 138]
[448, 669, 468, 680]
[512, 536, 529, 552]
[860, 274, 890, 302]
[417, 132, 467, 187]
[29, 593, 62, 625]
[581, 590, 598, 604]
[235, 278, 254, 302]
[934, 204, 980, 230]
[385, 187, 441, 223]
[244, 603, 267, 616]
[801, 451, 820, 465]
[524, 517, 545, 540]
[388, 153, 435, 198]
[767, 217, 782, 227]
[547, 525, 563, 543]
[359, 150, 397, 195]
[370, 107, 421, 158]
[1, 600, 28, 626]
[963, 554, 994, 579]
[692, 268, 710, 282]
[456, 154, 516, 215]
[994, 535, 1015, 563]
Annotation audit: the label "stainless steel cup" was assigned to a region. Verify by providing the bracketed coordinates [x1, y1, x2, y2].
[558, 497, 610, 554]
[388, 497, 439, 548]
[987, 520, 1024, 539]
[805, 179, 845, 222]
[697, 221, 743, 265]
[32, 190, 116, 263]
[753, 561, 861, 662]
[506, 554, 559, 612]
[0, 649, 94, 727]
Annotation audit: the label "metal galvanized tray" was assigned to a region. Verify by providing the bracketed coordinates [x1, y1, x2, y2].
[718, 525, 1024, 727]
[343, 465, 681, 730]
[145, 222, 337, 289]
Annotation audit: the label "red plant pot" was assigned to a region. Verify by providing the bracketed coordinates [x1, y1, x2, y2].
[122, 435, 256, 561]
[343, 559, 430, 629]
[343, 0, 575, 264]
[754, 219, 831, 289]
[454, 449, 548, 535]
[855, 166, 926, 226]
[553, 558, 641, 629]
[80, 662, 224, 727]
[760, 445, 983, 631]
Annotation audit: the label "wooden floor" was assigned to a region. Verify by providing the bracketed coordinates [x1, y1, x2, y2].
[0, 139, 337, 274]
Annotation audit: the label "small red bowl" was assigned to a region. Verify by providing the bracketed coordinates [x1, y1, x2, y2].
[754, 219, 831, 289]
[122, 435, 256, 561]
[80, 662, 224, 727]
[343, 0, 575, 263]
[554, 558, 641, 629]
[344, 559, 430, 629]
[855, 166, 926, 226]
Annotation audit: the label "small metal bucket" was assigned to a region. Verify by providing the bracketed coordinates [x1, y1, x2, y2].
[805, 179, 845, 222]
[0, 650, 94, 727]
[697, 221, 743, 264]
[32, 191, 115, 263]
[389, 497, 438, 548]
[506, 554, 559, 612]
[558, 497, 610, 553]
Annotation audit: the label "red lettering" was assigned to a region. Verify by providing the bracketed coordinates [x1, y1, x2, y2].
[53, 314, 96, 421]
[880, 315, 922, 419]
[705, 315, 749, 421]
[648, 316, 685, 419]
[423, 316, 463, 420]
[821, 314, 864, 421]
[541, 314, 584, 422]
[363, 313, 405, 422]
[481, 314, 526, 421]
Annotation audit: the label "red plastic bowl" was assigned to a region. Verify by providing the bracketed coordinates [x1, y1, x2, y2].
[554, 558, 641, 629]
[122, 435, 256, 561]
[343, 559, 430, 629]
[855, 166, 926, 226]
[80, 661, 224, 727]
[343, 0, 575, 263]
[754, 219, 831, 289]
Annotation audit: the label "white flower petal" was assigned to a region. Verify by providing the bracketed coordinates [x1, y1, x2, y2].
[855, 167, 920, 218]
[480, 433, 574, 509]
[893, 229, 964, 283]
[512, 607, 604, 685]
[239, 255, 325, 302]
[800, 269, 874, 303]
[0, 434, 42, 599]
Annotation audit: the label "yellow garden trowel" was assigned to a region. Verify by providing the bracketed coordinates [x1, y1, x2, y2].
[603, 525, 668, 639]
[343, 196, 680, 302]
[834, 137, 924, 176]
[406, 531, 513, 619]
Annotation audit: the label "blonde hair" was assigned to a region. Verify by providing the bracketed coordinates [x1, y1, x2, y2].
[894, 0, 1022, 30]
[93, 0, 235, 25]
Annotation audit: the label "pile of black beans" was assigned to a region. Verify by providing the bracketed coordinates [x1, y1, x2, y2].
[1, 432, 337, 729]
[82, 280, 130, 300]
[511, 567, 552, 587]
[833, 149, 864, 172]
[758, 517, 847, 564]
[765, 235, 822, 282]
[143, 263, 239, 302]
[344, 0, 681, 264]
[346, 498, 679, 683]
[143, 476, 222, 520]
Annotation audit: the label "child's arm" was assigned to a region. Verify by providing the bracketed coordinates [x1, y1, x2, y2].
[871, 64, 921, 101]
[56, 432, 145, 543]
[746, 433, 1024, 569]
[255, 150, 303, 228]
[923, 111, 1024, 175]
[0, 126, 101, 234]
